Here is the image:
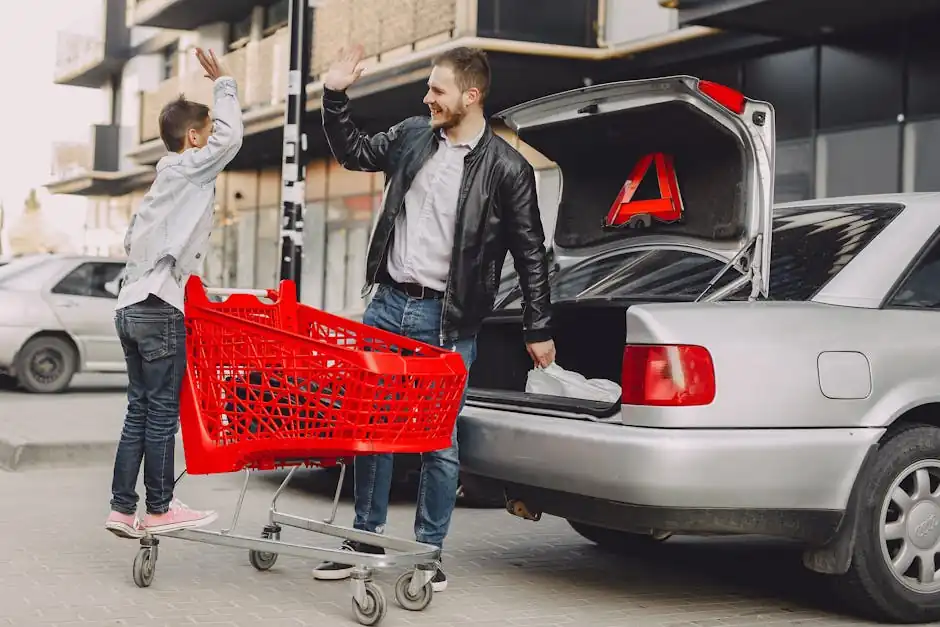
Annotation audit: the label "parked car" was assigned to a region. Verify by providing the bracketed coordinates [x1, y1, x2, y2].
[457, 75, 940, 623]
[0, 254, 127, 393]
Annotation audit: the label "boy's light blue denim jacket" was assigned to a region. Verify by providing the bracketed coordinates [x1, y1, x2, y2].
[120, 77, 244, 301]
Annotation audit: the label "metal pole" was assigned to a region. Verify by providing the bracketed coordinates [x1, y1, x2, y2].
[279, 0, 312, 298]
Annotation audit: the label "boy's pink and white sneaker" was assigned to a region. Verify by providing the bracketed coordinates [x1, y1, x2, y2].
[105, 511, 145, 539]
[142, 499, 218, 534]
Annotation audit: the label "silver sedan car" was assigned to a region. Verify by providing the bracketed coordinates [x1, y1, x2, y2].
[457, 76, 940, 623]
[0, 254, 126, 393]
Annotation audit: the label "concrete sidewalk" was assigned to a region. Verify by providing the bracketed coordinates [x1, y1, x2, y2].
[0, 375, 129, 471]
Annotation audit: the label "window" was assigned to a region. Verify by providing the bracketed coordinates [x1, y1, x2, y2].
[476, 0, 597, 47]
[887, 235, 940, 309]
[744, 48, 816, 141]
[589, 250, 735, 300]
[819, 34, 903, 131]
[324, 194, 378, 313]
[553, 251, 644, 301]
[742, 203, 903, 301]
[774, 139, 814, 203]
[904, 119, 940, 193]
[160, 42, 178, 80]
[818, 125, 901, 198]
[265, 0, 290, 31]
[495, 203, 902, 311]
[230, 13, 252, 46]
[52, 262, 125, 299]
[497, 249, 733, 310]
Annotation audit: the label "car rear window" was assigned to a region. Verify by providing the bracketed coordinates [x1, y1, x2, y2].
[746, 202, 903, 301]
[494, 202, 902, 309]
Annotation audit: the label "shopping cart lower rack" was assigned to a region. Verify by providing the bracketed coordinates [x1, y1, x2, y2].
[128, 277, 468, 626]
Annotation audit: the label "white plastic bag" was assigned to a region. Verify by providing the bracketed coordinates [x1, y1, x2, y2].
[525, 362, 621, 402]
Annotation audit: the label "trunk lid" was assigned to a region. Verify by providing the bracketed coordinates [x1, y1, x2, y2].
[495, 76, 776, 298]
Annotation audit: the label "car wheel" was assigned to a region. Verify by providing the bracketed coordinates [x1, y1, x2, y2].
[456, 472, 504, 508]
[15, 336, 77, 394]
[832, 424, 940, 623]
[568, 520, 670, 553]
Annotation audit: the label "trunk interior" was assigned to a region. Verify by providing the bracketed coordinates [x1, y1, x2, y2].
[518, 100, 746, 250]
[467, 303, 629, 417]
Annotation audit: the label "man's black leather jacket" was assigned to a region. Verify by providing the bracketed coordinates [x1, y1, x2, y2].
[321, 88, 553, 344]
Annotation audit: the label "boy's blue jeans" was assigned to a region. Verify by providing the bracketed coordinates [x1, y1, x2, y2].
[354, 284, 476, 549]
[110, 295, 186, 516]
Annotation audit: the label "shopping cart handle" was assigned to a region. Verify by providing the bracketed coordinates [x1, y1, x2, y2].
[205, 287, 277, 300]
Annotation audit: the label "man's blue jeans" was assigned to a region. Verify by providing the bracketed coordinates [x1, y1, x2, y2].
[354, 284, 476, 549]
[110, 295, 186, 516]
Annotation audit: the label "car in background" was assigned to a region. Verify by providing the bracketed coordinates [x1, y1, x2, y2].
[0, 254, 126, 393]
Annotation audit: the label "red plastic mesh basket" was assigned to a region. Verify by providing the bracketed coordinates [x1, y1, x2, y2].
[179, 277, 468, 475]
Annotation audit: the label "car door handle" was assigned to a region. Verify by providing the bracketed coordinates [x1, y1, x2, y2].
[59, 301, 78, 308]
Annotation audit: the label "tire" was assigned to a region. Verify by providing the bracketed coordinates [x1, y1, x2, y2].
[832, 424, 940, 623]
[15, 336, 77, 394]
[568, 520, 670, 554]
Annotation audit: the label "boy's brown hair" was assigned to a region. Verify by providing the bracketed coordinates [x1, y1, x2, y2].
[158, 95, 210, 152]
[431, 47, 491, 101]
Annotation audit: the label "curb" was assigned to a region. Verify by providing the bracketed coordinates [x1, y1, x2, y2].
[0, 437, 118, 472]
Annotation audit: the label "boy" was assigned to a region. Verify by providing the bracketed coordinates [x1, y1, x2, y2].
[105, 48, 244, 539]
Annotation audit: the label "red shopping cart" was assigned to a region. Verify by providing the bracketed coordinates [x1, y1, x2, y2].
[130, 277, 468, 626]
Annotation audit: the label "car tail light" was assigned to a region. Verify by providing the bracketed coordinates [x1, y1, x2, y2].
[622, 344, 716, 406]
[698, 80, 746, 115]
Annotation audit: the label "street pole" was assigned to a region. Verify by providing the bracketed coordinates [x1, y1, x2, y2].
[279, 0, 312, 299]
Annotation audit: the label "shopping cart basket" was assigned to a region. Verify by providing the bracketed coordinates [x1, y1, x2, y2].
[129, 276, 468, 626]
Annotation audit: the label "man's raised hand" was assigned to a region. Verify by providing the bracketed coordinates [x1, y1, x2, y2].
[323, 44, 366, 92]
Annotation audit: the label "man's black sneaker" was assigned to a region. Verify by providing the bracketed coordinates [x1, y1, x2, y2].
[430, 561, 447, 592]
[312, 540, 385, 581]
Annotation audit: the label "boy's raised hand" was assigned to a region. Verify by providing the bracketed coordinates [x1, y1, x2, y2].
[195, 47, 226, 81]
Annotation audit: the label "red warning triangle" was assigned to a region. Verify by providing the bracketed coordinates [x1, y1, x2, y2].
[604, 153, 683, 229]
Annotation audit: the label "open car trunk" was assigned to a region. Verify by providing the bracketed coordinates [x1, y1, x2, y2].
[465, 77, 775, 414]
[467, 303, 630, 419]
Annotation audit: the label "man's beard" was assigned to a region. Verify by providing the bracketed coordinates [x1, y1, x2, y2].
[431, 103, 466, 129]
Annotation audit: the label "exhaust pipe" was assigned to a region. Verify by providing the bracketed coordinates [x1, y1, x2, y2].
[506, 497, 542, 521]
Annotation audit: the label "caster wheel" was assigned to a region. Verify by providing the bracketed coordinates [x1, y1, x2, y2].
[133, 547, 156, 588]
[248, 527, 279, 571]
[352, 581, 387, 626]
[394, 570, 433, 611]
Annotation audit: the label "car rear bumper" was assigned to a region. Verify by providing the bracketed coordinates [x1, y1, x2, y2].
[458, 405, 883, 512]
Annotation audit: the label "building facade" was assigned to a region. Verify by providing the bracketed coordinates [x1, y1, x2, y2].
[46, 0, 940, 316]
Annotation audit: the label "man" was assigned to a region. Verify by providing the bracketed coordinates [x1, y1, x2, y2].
[314, 44, 555, 591]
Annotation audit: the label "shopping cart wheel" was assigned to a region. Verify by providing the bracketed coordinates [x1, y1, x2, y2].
[393, 570, 433, 611]
[351, 581, 386, 626]
[248, 526, 280, 571]
[133, 546, 157, 588]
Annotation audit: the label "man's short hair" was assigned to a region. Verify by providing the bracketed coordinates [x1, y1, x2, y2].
[158, 95, 210, 152]
[431, 47, 491, 101]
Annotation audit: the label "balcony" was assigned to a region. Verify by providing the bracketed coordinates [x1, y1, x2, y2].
[670, 0, 940, 37]
[130, 0, 282, 30]
[54, 0, 130, 87]
[47, 125, 151, 196]
[131, 0, 613, 163]
[139, 28, 290, 144]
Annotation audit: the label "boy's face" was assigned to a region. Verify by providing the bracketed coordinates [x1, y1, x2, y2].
[186, 116, 212, 150]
